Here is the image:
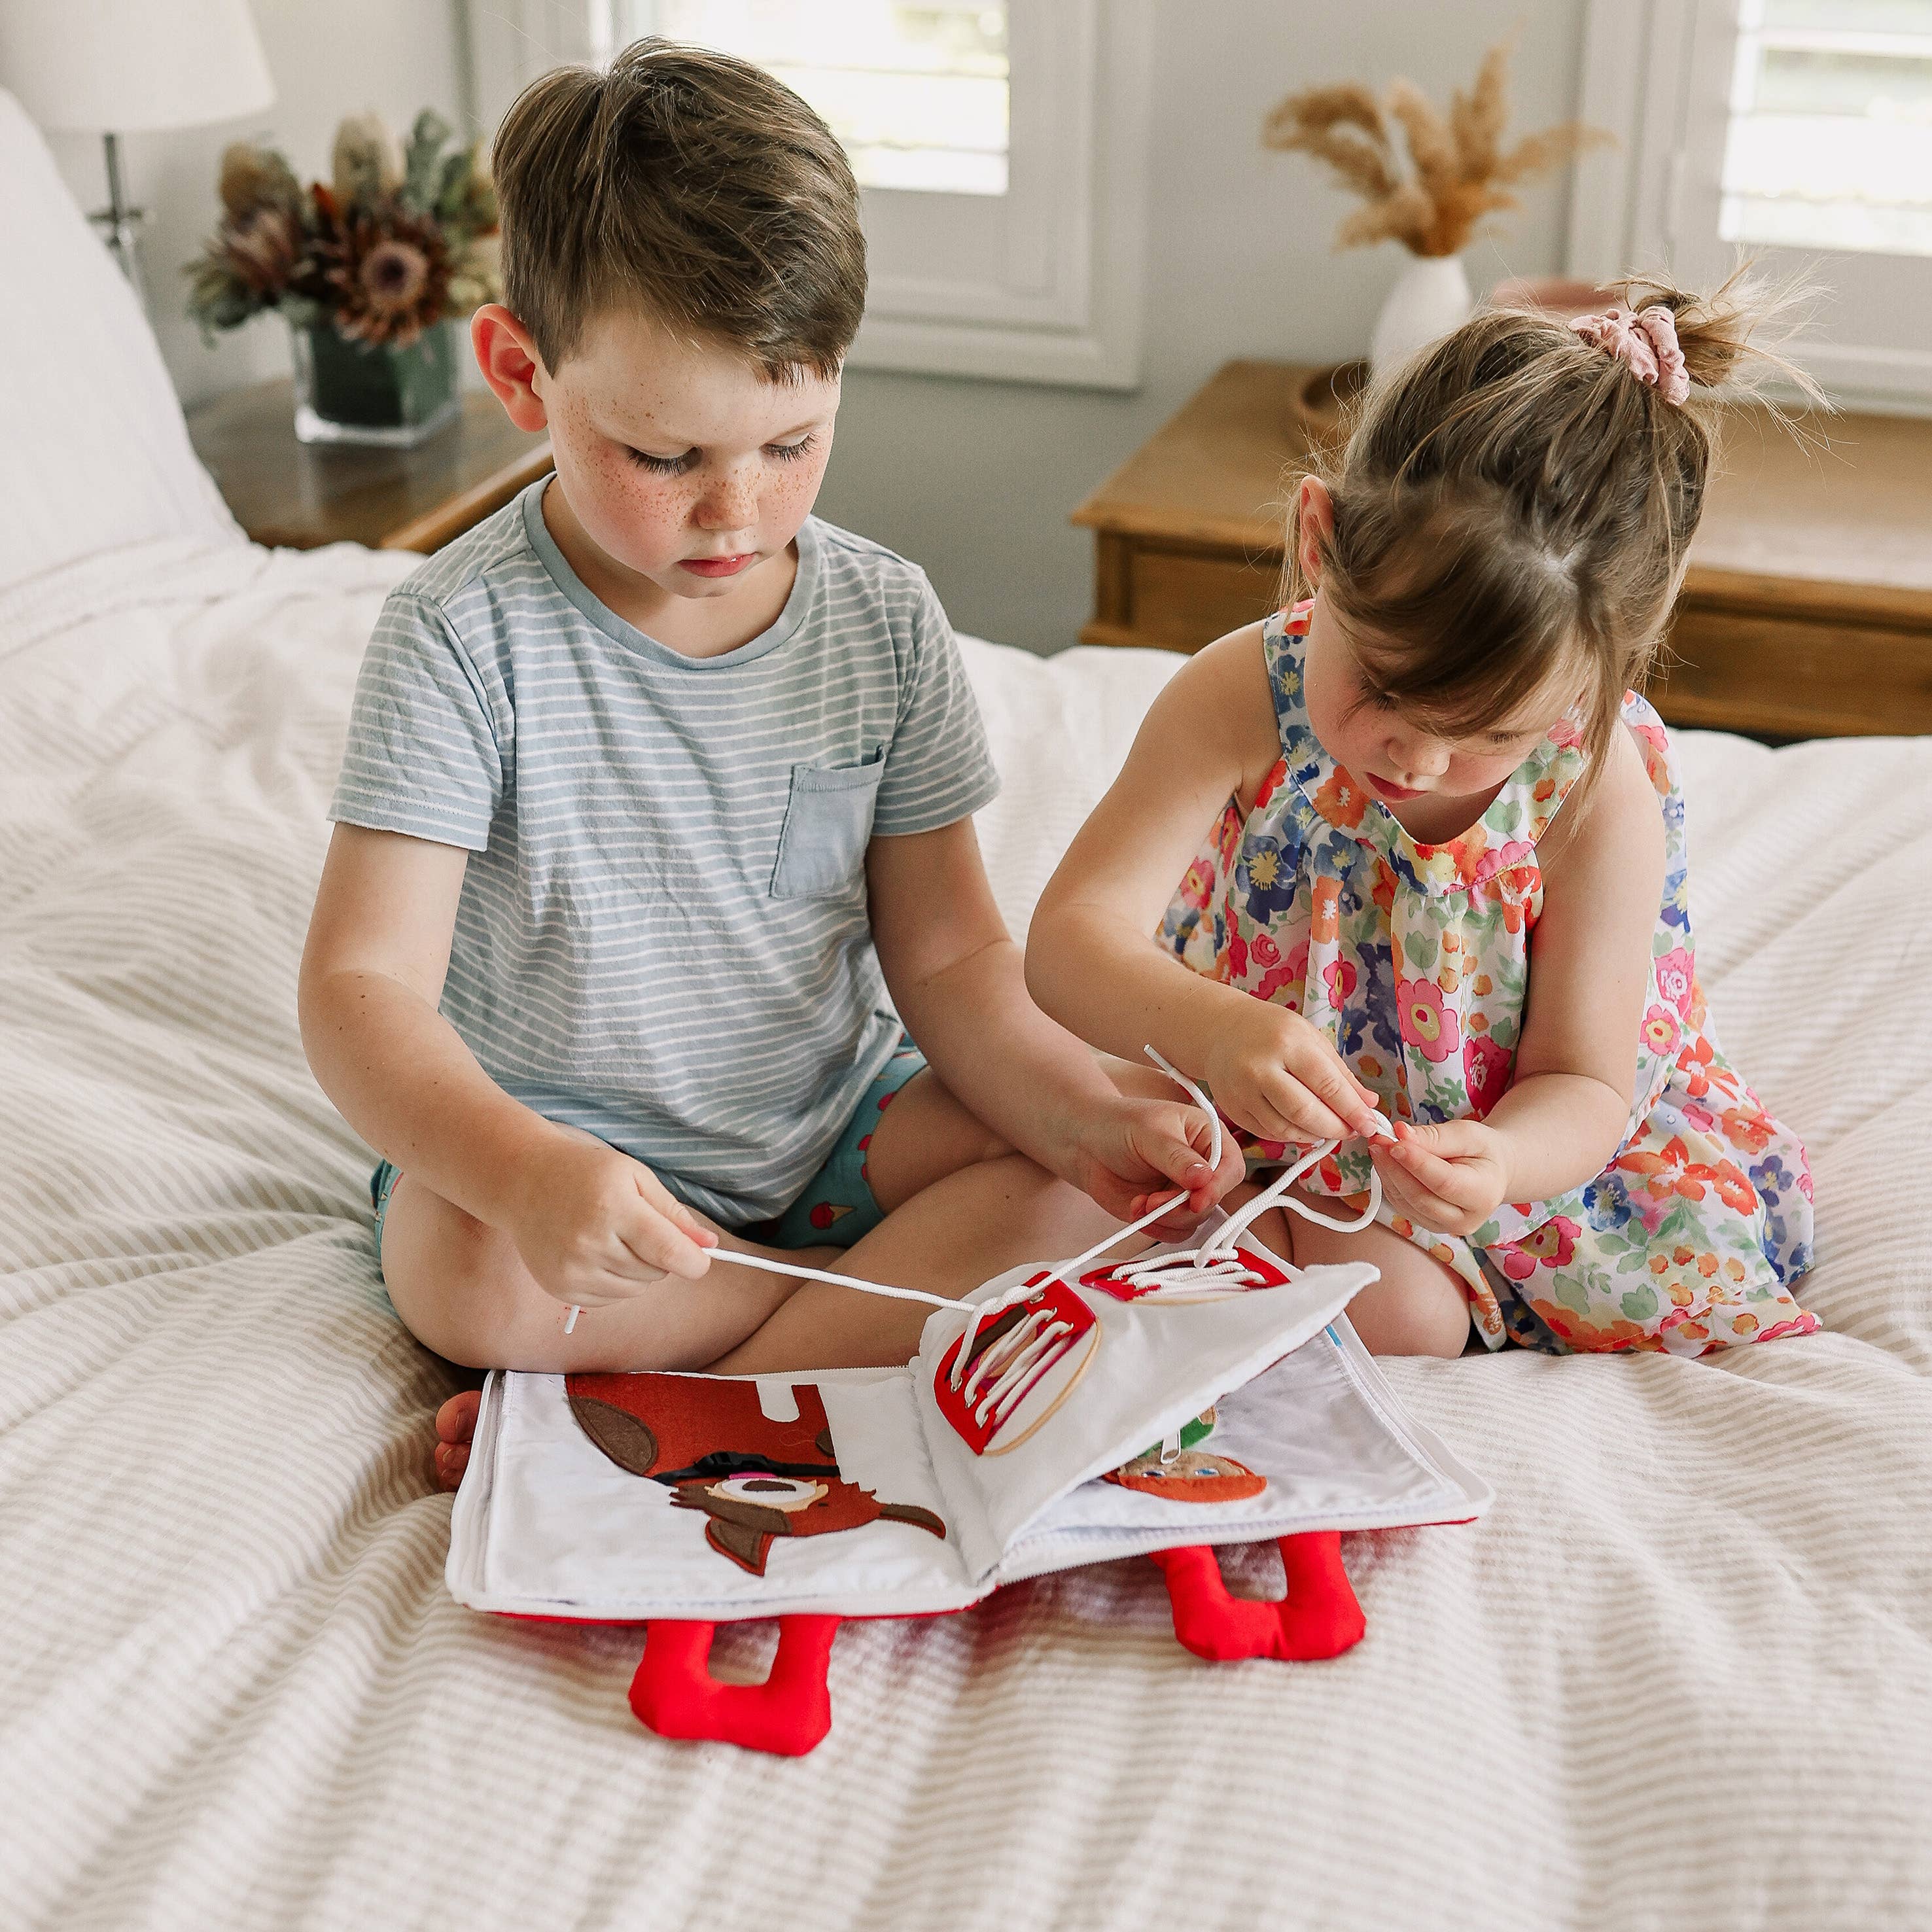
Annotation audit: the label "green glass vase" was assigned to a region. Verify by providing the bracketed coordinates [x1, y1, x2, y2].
[290, 318, 460, 448]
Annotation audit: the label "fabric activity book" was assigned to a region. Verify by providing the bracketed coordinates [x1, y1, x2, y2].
[448, 1198, 1492, 1756]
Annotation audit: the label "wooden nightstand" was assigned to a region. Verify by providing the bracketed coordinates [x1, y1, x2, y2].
[186, 377, 553, 554]
[1072, 360, 1932, 739]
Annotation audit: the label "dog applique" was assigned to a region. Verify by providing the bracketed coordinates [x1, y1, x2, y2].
[567, 1372, 945, 1576]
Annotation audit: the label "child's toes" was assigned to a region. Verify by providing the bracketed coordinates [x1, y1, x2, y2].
[431, 1390, 480, 1490]
[435, 1388, 481, 1447]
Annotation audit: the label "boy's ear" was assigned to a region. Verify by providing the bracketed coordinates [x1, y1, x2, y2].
[472, 304, 550, 432]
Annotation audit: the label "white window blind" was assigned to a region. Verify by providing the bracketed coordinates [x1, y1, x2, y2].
[1720, 1, 1932, 258]
[622, 1, 1010, 196]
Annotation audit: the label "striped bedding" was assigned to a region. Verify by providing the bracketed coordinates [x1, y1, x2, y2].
[1, 535, 1927, 1931]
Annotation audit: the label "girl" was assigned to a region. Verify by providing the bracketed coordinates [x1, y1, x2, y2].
[1025, 278, 1819, 1358]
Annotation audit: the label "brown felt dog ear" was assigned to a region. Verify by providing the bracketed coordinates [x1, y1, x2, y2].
[703, 1513, 775, 1574]
[568, 1394, 658, 1476]
[876, 1502, 947, 1539]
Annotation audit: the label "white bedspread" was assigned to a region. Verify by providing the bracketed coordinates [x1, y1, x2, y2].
[2, 537, 1928, 1932]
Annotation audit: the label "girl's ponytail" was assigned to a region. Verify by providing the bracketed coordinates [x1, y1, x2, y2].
[1597, 266, 1822, 404]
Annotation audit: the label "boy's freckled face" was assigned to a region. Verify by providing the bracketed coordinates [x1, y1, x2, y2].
[534, 309, 840, 605]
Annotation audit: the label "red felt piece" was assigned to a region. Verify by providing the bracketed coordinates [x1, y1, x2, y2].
[1151, 1531, 1366, 1662]
[1080, 1242, 1292, 1301]
[568, 1373, 839, 1480]
[930, 1276, 1096, 1456]
[629, 1615, 842, 1756]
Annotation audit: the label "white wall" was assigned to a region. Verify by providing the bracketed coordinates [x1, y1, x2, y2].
[814, 0, 1591, 653]
[38, 0, 468, 411]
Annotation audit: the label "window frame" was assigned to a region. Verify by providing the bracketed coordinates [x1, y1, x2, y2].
[464, 0, 1153, 391]
[1567, 0, 1932, 415]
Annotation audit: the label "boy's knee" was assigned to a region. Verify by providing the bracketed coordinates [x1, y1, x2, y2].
[864, 1069, 1011, 1212]
[398, 1276, 648, 1375]
[382, 1185, 536, 1367]
[391, 1269, 529, 1372]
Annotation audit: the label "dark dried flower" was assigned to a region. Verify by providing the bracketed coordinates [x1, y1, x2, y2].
[219, 204, 304, 297]
[186, 111, 495, 343]
[360, 238, 430, 312]
[318, 207, 452, 347]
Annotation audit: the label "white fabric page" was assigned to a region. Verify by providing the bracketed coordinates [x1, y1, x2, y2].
[913, 1253, 1379, 1584]
[998, 1321, 1492, 1576]
[456, 1369, 982, 1619]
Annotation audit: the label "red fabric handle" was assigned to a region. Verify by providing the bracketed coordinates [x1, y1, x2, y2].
[629, 1615, 841, 1755]
[1150, 1531, 1365, 1662]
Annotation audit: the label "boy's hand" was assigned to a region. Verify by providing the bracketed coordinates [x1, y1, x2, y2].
[504, 1132, 718, 1309]
[1201, 999, 1382, 1146]
[1068, 1093, 1248, 1237]
[1370, 1119, 1513, 1238]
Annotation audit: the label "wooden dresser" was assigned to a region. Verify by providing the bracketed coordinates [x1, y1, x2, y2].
[1072, 360, 1932, 739]
[187, 378, 553, 554]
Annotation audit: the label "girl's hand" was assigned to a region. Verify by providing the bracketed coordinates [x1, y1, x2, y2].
[1201, 998, 1383, 1146]
[1371, 1119, 1513, 1238]
[504, 1131, 718, 1309]
[1068, 1093, 1248, 1237]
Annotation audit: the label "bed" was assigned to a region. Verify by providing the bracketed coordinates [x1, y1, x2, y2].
[3, 92, 1929, 1932]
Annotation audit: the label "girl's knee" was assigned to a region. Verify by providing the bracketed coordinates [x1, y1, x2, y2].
[1349, 1279, 1471, 1358]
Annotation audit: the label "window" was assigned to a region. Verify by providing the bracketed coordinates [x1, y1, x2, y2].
[622, 3, 1011, 196]
[1719, 2, 1932, 257]
[1569, 0, 1932, 411]
[466, 0, 1151, 388]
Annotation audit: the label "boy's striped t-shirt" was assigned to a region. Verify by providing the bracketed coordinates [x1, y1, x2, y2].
[328, 481, 1001, 1225]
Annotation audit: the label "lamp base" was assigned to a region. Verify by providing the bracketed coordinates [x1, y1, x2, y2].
[90, 132, 148, 307]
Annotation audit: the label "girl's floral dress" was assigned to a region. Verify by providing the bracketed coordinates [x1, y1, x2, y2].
[1161, 603, 1818, 1356]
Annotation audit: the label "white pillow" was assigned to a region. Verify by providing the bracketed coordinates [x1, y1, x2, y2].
[0, 88, 238, 591]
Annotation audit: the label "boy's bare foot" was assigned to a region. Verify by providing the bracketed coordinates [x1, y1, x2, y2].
[433, 1389, 482, 1490]
[427, 1227, 844, 1491]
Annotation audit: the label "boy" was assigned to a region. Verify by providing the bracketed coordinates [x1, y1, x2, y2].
[298, 41, 1245, 1486]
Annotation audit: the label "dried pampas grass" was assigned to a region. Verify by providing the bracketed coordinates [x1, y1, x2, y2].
[1264, 41, 1609, 258]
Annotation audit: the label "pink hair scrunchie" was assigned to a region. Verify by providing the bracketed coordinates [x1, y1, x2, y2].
[1568, 304, 1691, 407]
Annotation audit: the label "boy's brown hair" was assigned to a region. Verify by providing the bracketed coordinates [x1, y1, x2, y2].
[491, 37, 866, 380]
[1284, 269, 1818, 816]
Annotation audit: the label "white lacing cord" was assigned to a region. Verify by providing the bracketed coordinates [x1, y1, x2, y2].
[566, 1047, 1388, 1365]
[1099, 1251, 1275, 1301]
[557, 1052, 1219, 1343]
[962, 1311, 1080, 1429]
[1145, 1047, 1386, 1254]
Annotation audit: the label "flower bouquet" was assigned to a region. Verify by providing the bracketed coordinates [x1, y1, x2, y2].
[188, 111, 500, 446]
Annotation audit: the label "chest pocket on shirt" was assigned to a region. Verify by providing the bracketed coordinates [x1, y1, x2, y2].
[769, 749, 886, 900]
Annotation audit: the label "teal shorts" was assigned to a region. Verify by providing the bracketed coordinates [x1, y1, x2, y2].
[368, 1034, 928, 1266]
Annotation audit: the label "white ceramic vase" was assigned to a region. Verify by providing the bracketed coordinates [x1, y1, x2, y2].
[1369, 253, 1474, 378]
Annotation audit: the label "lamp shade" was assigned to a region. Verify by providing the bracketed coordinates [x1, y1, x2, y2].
[0, 0, 274, 135]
